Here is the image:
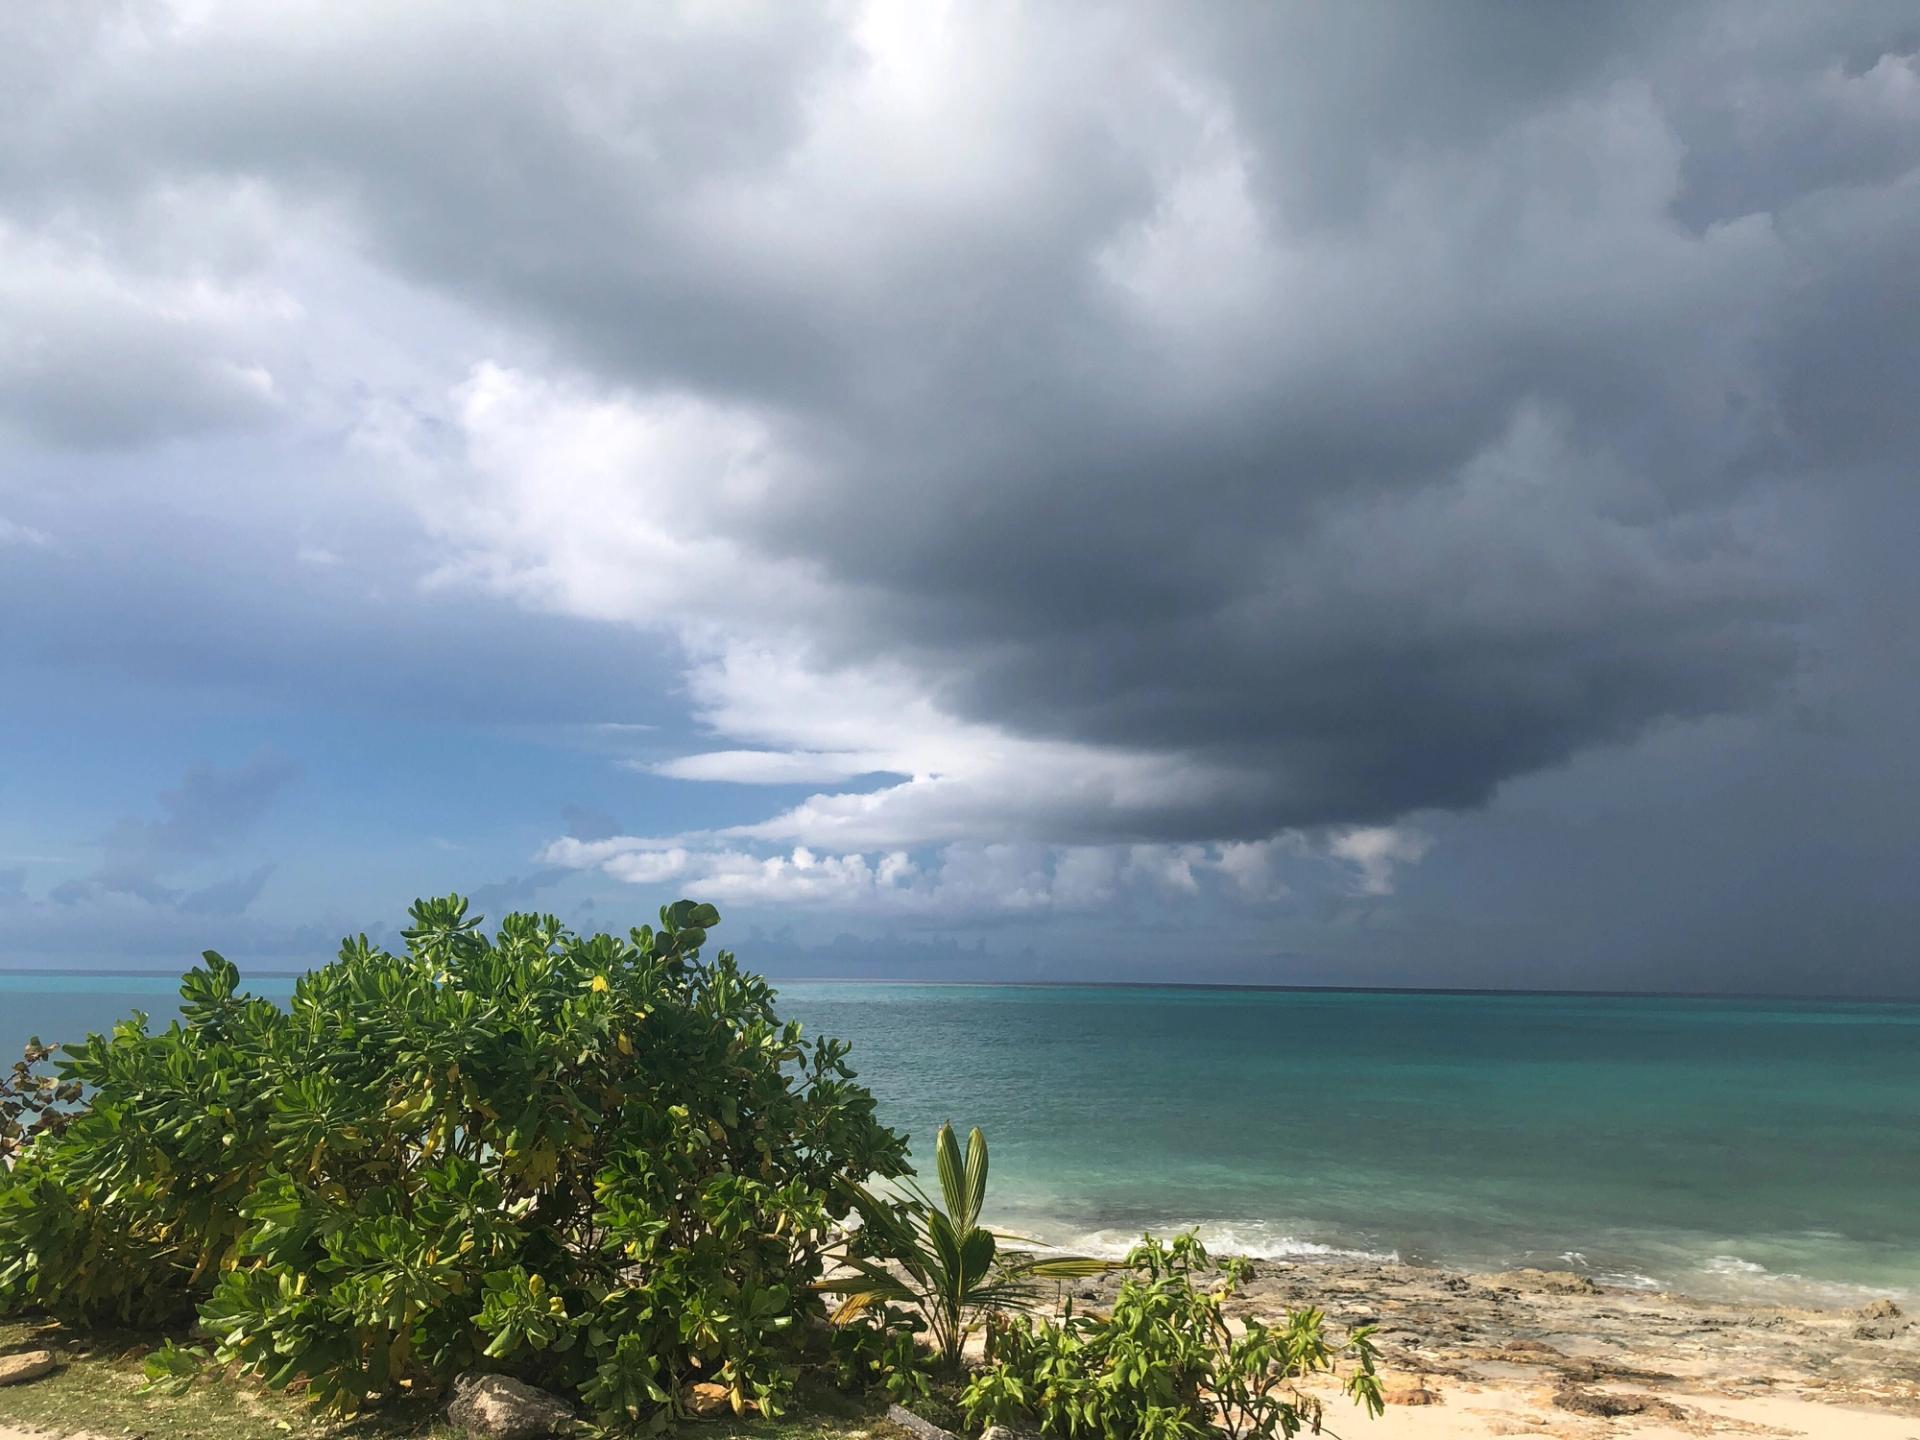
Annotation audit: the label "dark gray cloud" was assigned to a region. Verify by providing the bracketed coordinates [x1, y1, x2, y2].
[469, 868, 574, 919]
[51, 752, 299, 911]
[97, 750, 298, 883]
[562, 806, 624, 843]
[177, 0, 1899, 837]
[179, 864, 276, 917]
[1, 3, 1917, 988]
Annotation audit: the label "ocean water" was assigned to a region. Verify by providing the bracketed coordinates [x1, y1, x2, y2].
[5, 974, 1917, 1306]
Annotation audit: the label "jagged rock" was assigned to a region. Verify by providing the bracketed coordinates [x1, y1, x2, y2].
[1553, 1386, 1685, 1420]
[1483, 1269, 1601, 1295]
[447, 1372, 577, 1439]
[1857, 1298, 1903, 1320]
[1853, 1316, 1911, 1340]
[0, 1350, 55, 1385]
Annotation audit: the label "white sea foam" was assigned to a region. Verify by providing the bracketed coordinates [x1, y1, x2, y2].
[987, 1208, 1910, 1309]
[1687, 1253, 1909, 1308]
[1021, 1218, 1400, 1266]
[1546, 1250, 1663, 1291]
[1596, 1271, 1665, 1291]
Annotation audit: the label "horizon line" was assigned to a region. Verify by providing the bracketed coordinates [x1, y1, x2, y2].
[0, 966, 1913, 1006]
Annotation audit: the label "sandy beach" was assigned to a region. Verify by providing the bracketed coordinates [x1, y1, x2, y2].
[1065, 1258, 1920, 1440]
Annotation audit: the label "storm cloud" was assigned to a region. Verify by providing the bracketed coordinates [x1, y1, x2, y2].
[2, 2, 1917, 988]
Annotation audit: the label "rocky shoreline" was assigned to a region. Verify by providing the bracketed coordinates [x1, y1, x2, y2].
[1064, 1256, 1920, 1436]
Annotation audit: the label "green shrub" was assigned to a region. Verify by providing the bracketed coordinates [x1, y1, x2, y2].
[0, 895, 908, 1426]
[821, 1122, 1110, 1372]
[1, 1036, 83, 1163]
[824, 1302, 934, 1407]
[961, 1233, 1382, 1440]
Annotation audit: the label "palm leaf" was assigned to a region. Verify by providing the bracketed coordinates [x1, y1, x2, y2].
[813, 1256, 918, 1324]
[963, 1125, 989, 1230]
[958, 1224, 997, 1290]
[1007, 1254, 1117, 1280]
[925, 1206, 965, 1286]
[825, 1284, 910, 1325]
[934, 1122, 970, 1230]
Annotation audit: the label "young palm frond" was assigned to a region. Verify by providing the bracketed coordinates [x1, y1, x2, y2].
[819, 1122, 1112, 1370]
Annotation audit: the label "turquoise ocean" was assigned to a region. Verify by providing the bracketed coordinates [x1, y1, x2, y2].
[5, 974, 1916, 1307]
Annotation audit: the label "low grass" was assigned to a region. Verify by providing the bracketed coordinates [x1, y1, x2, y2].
[0, 1321, 902, 1440]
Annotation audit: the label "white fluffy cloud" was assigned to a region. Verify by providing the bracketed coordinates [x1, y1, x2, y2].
[540, 832, 1347, 918]
[1328, 828, 1436, 898]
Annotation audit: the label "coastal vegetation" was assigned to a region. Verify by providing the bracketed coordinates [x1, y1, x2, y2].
[0, 896, 907, 1423]
[0, 895, 1384, 1440]
[820, 1122, 1112, 1371]
[963, 1235, 1379, 1440]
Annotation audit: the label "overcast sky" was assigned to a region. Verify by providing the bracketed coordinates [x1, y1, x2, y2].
[3, 2, 1917, 994]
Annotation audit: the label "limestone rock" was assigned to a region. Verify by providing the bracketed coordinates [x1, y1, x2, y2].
[0, 1351, 55, 1386]
[1502, 1338, 1560, 1355]
[1553, 1386, 1684, 1420]
[0, 1350, 55, 1385]
[887, 1403, 963, 1440]
[1857, 1298, 1903, 1320]
[1484, 1268, 1601, 1295]
[447, 1372, 577, 1439]
[1853, 1316, 1911, 1340]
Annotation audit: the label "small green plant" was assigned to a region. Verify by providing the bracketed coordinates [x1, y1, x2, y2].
[961, 1233, 1382, 1440]
[825, 1305, 934, 1406]
[819, 1122, 1110, 1372]
[136, 1340, 209, 1397]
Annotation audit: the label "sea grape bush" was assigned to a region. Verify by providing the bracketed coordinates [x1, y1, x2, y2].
[0, 1036, 82, 1163]
[961, 1233, 1383, 1440]
[0, 895, 909, 1426]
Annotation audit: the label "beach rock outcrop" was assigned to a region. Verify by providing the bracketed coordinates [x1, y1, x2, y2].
[1855, 1322, 1901, 1339]
[1850, 1297, 1909, 1338]
[1552, 1386, 1685, 1420]
[0, 1349, 55, 1385]
[1483, 1268, 1601, 1295]
[447, 1372, 577, 1439]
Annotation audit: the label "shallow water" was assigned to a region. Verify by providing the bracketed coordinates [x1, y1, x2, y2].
[6, 973, 1916, 1305]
